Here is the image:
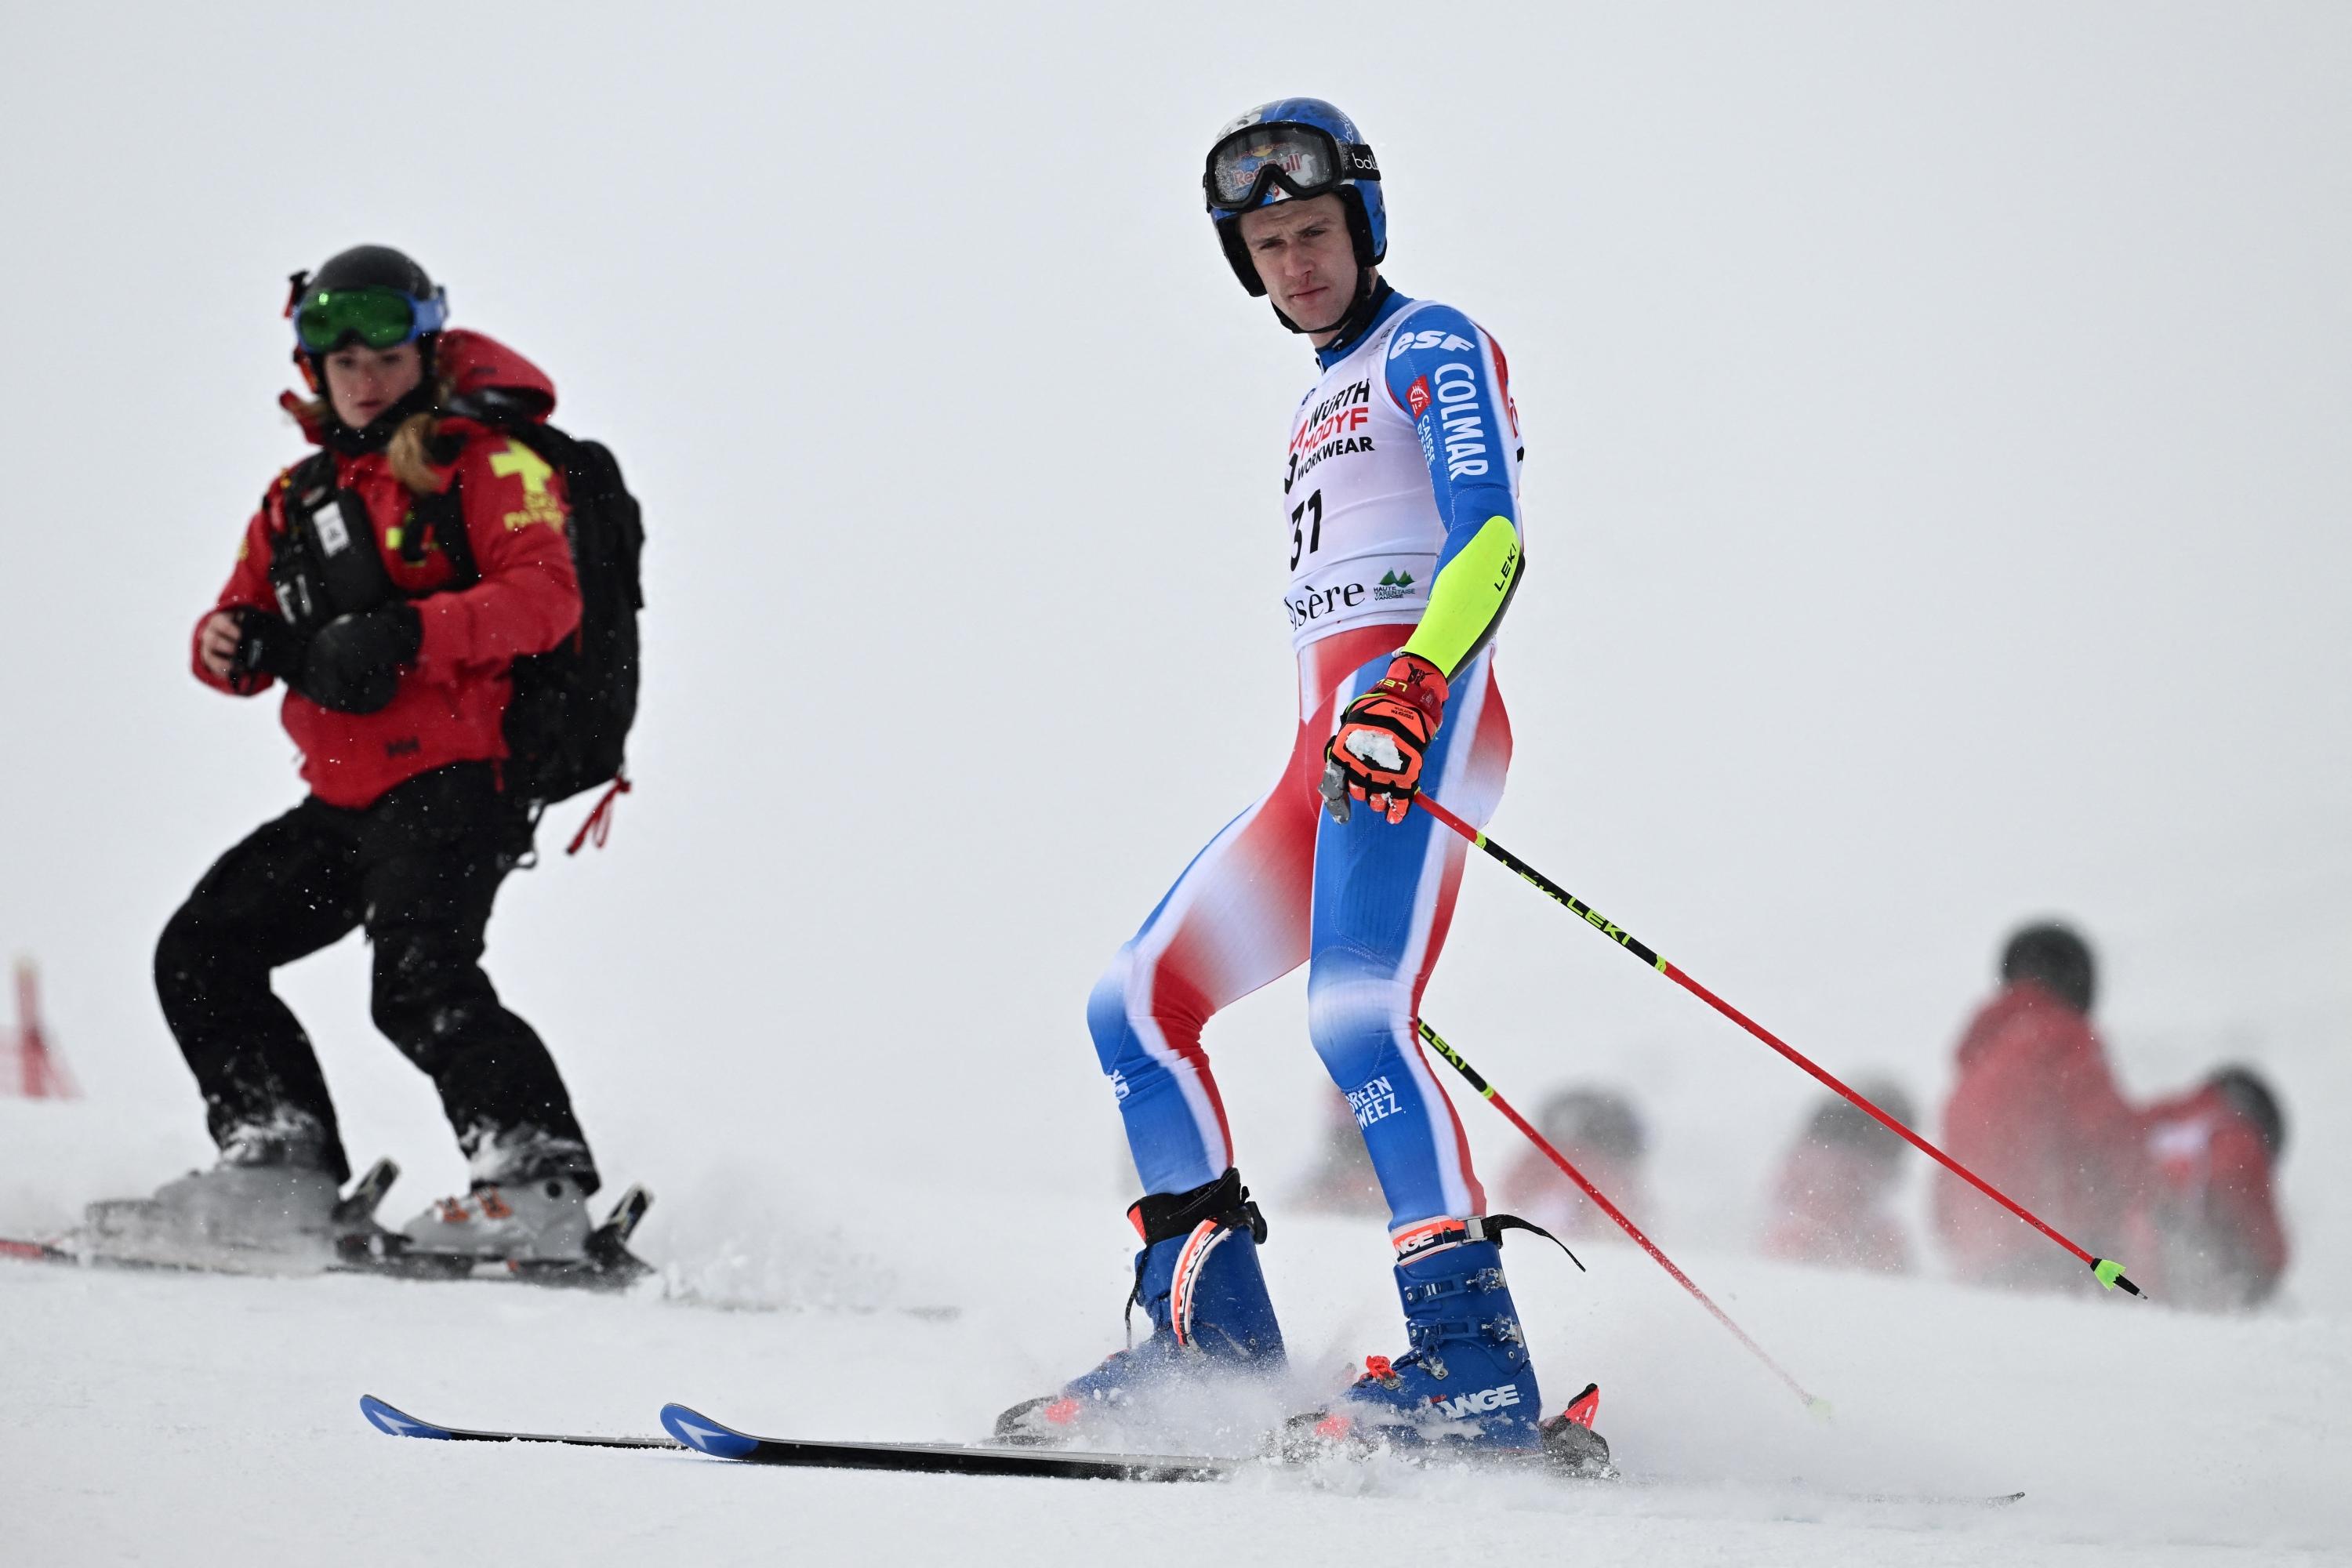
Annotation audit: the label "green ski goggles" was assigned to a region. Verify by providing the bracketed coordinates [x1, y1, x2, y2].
[292, 285, 449, 353]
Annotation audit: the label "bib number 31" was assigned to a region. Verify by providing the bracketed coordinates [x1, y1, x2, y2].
[1289, 488, 1323, 570]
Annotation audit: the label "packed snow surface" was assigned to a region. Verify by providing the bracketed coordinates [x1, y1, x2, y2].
[4, 1105, 2347, 1567]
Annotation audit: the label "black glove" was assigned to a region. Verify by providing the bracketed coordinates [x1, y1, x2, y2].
[299, 603, 423, 713]
[225, 607, 311, 695]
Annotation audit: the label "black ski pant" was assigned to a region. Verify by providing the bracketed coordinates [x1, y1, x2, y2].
[154, 760, 595, 1191]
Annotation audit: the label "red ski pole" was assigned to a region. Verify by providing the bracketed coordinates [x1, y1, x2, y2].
[1411, 791, 2143, 1299]
[1417, 1018, 1827, 1414]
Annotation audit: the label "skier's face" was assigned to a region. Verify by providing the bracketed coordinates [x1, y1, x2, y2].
[321, 341, 425, 430]
[1237, 194, 1365, 339]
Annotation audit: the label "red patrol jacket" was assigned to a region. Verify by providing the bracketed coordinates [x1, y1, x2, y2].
[2131, 1082, 2288, 1306]
[192, 331, 582, 810]
[1933, 980, 2144, 1287]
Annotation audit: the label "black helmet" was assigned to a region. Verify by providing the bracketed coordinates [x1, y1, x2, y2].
[284, 244, 448, 448]
[2000, 921, 2096, 1014]
[2209, 1065, 2286, 1158]
[307, 243, 434, 299]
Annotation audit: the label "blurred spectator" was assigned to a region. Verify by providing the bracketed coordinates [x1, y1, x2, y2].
[1934, 921, 2142, 1294]
[2132, 1065, 2288, 1309]
[1496, 1086, 1650, 1240]
[1934, 920, 2291, 1307]
[1762, 1080, 1915, 1272]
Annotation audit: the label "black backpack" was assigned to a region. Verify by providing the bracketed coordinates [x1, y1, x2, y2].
[424, 401, 646, 826]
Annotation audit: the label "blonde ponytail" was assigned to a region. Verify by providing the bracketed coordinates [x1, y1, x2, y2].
[387, 370, 459, 495]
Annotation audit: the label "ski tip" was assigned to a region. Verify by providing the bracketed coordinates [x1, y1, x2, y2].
[660, 1403, 759, 1459]
[360, 1394, 455, 1440]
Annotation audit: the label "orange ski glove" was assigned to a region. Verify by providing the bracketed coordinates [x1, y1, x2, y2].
[1321, 653, 1449, 826]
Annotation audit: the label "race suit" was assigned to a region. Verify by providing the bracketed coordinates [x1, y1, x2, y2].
[1090, 285, 1525, 1238]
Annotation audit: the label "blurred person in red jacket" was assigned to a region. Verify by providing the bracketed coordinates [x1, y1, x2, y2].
[1934, 922, 2290, 1306]
[2133, 1065, 2288, 1309]
[1495, 1085, 1650, 1242]
[142, 245, 600, 1263]
[1934, 922, 2140, 1293]
[1762, 1081, 1915, 1273]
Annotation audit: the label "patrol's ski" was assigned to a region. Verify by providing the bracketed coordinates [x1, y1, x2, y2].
[2, 1156, 406, 1278]
[4, 1166, 655, 1292]
[335, 1183, 655, 1290]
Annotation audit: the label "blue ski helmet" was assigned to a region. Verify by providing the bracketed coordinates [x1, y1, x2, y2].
[1203, 97, 1385, 297]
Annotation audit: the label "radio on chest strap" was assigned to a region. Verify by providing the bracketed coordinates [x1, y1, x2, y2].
[273, 450, 405, 626]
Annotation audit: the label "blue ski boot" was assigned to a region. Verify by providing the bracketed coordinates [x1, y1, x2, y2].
[1286, 1218, 1549, 1456]
[997, 1169, 1285, 1443]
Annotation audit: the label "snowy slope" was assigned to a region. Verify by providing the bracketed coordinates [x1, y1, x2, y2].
[5, 1101, 2349, 1566]
[5, 1189, 2347, 1565]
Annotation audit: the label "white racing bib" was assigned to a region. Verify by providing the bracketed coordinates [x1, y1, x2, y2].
[1278, 300, 1518, 652]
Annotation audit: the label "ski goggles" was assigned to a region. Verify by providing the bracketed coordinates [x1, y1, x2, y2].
[1204, 122, 1378, 216]
[291, 284, 449, 353]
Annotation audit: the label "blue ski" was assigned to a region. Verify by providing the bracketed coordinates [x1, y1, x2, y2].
[357, 1396, 2024, 1505]
[361, 1395, 681, 1450]
[659, 1404, 1235, 1482]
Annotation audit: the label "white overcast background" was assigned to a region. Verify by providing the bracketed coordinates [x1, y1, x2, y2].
[1, 3, 2344, 1294]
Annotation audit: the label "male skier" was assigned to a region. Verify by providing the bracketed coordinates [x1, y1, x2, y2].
[1001, 99, 1600, 1465]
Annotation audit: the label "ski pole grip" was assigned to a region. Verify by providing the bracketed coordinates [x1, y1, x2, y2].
[1318, 760, 1352, 824]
